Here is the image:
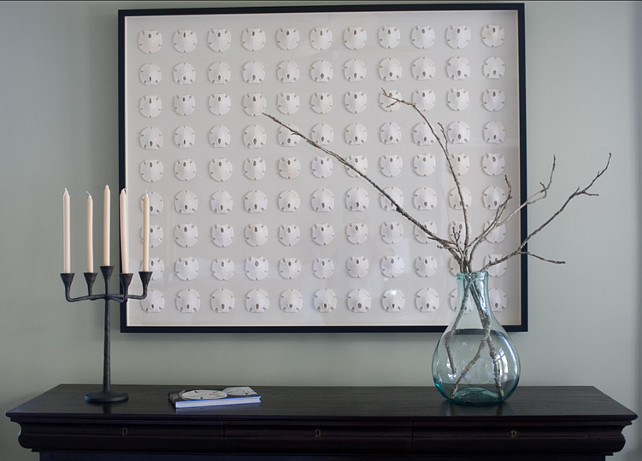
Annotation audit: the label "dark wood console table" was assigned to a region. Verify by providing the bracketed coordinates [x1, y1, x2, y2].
[6, 384, 637, 460]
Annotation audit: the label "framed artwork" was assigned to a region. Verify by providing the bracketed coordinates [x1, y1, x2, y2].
[118, 3, 527, 332]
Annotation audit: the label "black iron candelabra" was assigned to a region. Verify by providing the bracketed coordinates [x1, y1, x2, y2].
[60, 266, 151, 404]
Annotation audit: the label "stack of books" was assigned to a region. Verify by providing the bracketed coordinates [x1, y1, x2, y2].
[169, 387, 260, 409]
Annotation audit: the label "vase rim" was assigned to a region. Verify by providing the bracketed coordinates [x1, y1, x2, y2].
[456, 270, 488, 278]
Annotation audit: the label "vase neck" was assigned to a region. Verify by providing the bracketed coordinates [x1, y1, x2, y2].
[456, 271, 490, 315]
[457, 271, 489, 289]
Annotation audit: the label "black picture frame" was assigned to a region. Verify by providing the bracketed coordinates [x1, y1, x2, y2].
[119, 3, 527, 333]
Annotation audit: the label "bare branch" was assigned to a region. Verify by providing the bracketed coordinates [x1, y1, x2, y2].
[481, 251, 565, 272]
[492, 156, 557, 231]
[381, 90, 472, 269]
[468, 174, 514, 265]
[265, 94, 611, 275]
[262, 112, 464, 265]
[483, 153, 612, 271]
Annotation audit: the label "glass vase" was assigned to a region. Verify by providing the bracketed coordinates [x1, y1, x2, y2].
[432, 271, 520, 405]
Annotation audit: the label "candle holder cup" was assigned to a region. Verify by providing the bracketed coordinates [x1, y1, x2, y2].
[60, 266, 151, 403]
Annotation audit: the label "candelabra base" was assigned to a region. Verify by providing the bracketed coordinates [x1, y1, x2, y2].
[85, 390, 129, 404]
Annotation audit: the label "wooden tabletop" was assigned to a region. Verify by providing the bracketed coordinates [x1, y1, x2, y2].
[6, 384, 636, 420]
[6, 385, 637, 460]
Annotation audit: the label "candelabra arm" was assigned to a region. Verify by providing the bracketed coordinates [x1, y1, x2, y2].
[60, 273, 75, 302]
[109, 273, 134, 303]
[126, 271, 153, 300]
[61, 273, 99, 302]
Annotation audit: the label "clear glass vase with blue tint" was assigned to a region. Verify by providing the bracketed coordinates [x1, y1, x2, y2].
[432, 271, 520, 405]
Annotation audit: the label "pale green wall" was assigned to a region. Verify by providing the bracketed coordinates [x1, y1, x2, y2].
[1, 1, 640, 459]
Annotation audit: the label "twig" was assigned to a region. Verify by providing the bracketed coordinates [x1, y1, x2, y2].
[468, 174, 513, 268]
[481, 153, 612, 271]
[381, 91, 472, 272]
[262, 112, 463, 263]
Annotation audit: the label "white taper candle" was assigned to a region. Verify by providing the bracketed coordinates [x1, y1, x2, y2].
[86, 192, 93, 273]
[120, 188, 129, 273]
[142, 192, 150, 271]
[103, 185, 110, 266]
[63, 189, 71, 273]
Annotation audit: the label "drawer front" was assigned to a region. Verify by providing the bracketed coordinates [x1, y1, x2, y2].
[413, 424, 626, 455]
[225, 422, 412, 454]
[20, 422, 225, 453]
